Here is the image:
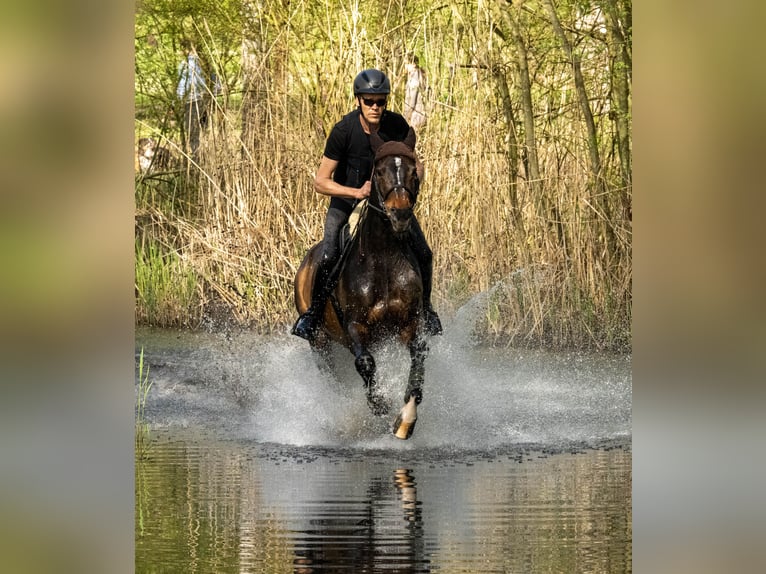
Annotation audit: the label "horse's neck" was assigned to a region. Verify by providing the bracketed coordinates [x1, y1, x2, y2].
[358, 208, 397, 249]
[354, 212, 414, 278]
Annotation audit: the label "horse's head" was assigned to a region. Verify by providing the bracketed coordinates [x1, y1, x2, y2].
[370, 129, 420, 235]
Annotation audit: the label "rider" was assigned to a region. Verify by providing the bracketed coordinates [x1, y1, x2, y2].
[291, 68, 443, 341]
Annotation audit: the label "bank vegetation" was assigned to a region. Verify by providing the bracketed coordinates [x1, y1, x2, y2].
[135, 0, 632, 351]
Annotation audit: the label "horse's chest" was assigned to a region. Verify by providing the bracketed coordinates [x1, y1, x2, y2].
[342, 246, 422, 327]
[369, 292, 413, 320]
[361, 257, 419, 294]
[363, 263, 421, 318]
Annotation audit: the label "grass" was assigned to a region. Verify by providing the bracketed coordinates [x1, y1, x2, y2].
[135, 235, 202, 328]
[135, 347, 153, 461]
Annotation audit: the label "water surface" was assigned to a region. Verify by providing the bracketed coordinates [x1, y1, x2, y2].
[136, 323, 631, 572]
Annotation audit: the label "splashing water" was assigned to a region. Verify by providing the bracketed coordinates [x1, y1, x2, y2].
[137, 286, 631, 451]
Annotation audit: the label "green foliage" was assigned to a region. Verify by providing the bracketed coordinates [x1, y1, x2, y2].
[135, 238, 201, 328]
[135, 0, 244, 141]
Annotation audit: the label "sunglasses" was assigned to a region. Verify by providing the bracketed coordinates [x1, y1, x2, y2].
[361, 97, 387, 108]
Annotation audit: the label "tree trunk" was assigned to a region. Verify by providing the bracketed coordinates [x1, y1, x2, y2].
[492, 65, 521, 224]
[600, 0, 632, 216]
[541, 0, 602, 186]
[504, 3, 542, 203]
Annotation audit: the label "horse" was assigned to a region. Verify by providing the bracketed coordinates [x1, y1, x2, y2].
[293, 129, 429, 439]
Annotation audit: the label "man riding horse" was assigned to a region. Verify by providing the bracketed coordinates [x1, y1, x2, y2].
[291, 68, 442, 341]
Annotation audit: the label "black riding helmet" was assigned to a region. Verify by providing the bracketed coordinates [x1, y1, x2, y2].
[353, 69, 390, 95]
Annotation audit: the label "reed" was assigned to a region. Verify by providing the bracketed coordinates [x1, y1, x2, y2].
[135, 1, 631, 350]
[134, 231, 202, 328]
[135, 347, 153, 460]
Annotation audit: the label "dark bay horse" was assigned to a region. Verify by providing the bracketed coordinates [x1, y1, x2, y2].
[294, 130, 429, 438]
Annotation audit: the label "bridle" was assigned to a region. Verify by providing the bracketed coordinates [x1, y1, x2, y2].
[368, 156, 418, 218]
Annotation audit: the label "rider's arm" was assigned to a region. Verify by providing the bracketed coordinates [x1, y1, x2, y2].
[314, 156, 370, 200]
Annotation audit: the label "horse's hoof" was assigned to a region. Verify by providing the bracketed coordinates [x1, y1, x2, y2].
[393, 416, 417, 440]
[393, 397, 418, 440]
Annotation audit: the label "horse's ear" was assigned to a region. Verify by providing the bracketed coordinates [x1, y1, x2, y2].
[404, 127, 417, 150]
[370, 131, 385, 154]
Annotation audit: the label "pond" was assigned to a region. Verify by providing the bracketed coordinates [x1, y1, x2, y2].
[135, 321, 631, 573]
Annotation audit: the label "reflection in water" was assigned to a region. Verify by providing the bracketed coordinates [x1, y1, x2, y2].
[135, 439, 631, 573]
[394, 468, 420, 524]
[290, 467, 428, 573]
[135, 326, 631, 572]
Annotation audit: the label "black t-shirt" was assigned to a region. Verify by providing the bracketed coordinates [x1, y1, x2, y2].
[324, 109, 410, 190]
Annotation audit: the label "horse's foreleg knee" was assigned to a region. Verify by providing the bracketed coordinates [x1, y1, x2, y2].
[349, 322, 374, 386]
[355, 351, 389, 415]
[348, 322, 387, 414]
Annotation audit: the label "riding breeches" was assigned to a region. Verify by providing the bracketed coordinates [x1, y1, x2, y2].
[307, 199, 354, 304]
[407, 217, 434, 301]
[320, 199, 354, 264]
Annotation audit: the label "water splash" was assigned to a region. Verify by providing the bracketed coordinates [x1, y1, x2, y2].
[137, 285, 631, 451]
[445, 279, 503, 349]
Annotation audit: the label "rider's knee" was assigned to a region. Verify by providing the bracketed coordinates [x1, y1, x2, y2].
[409, 228, 432, 261]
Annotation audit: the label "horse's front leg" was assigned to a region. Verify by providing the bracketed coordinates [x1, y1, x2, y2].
[347, 321, 389, 415]
[393, 332, 428, 440]
[405, 334, 428, 405]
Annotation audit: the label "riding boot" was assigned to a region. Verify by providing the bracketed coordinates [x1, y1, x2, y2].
[420, 262, 443, 336]
[292, 255, 337, 341]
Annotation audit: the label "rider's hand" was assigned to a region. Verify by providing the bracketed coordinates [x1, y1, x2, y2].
[356, 181, 372, 199]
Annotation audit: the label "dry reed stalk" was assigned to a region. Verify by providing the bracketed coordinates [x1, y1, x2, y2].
[135, 3, 630, 349]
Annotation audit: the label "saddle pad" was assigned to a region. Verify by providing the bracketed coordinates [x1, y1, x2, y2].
[348, 199, 367, 238]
